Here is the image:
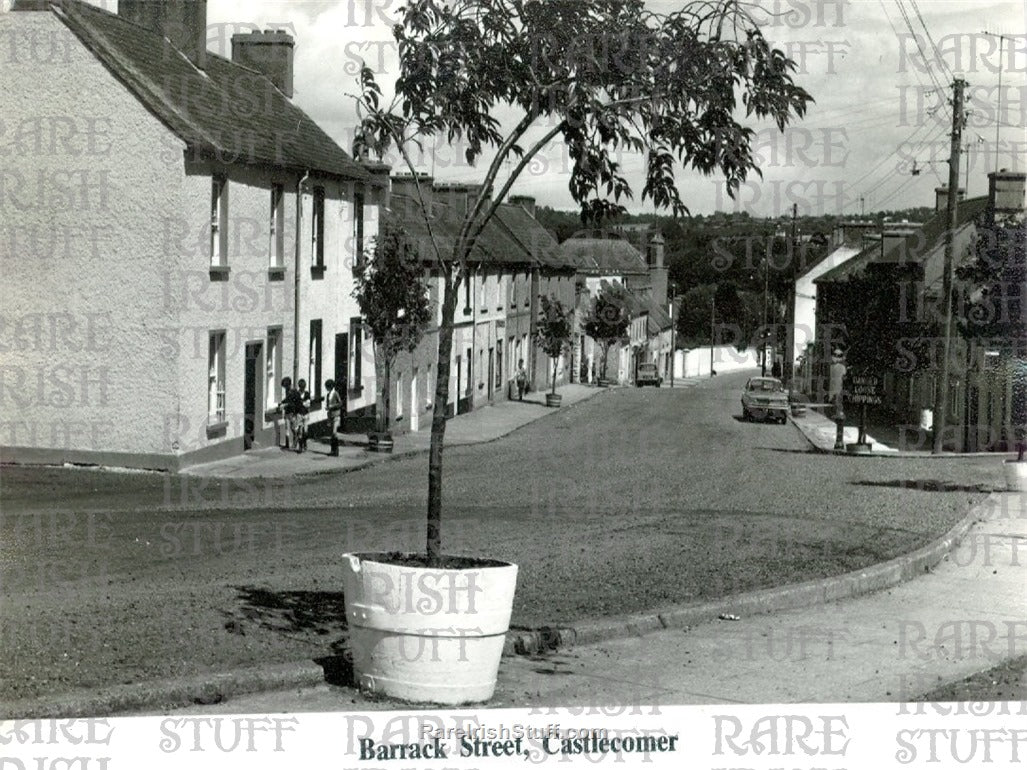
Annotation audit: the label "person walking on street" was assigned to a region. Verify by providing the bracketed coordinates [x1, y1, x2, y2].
[295, 379, 311, 453]
[515, 359, 528, 401]
[278, 377, 295, 450]
[325, 379, 342, 457]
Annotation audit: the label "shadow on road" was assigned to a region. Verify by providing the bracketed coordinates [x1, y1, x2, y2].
[851, 479, 995, 494]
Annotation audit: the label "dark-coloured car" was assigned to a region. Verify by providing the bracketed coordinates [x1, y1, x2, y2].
[635, 363, 662, 387]
[741, 376, 789, 423]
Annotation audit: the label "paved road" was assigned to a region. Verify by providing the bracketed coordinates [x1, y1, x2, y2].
[0, 371, 1003, 703]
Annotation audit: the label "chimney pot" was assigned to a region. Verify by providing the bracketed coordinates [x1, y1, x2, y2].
[119, 0, 208, 68]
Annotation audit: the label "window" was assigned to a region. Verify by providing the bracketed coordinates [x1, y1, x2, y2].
[524, 271, 530, 306]
[478, 349, 484, 387]
[312, 186, 325, 268]
[479, 270, 487, 310]
[426, 363, 433, 408]
[309, 319, 323, 401]
[466, 348, 472, 394]
[395, 372, 403, 418]
[269, 184, 284, 268]
[353, 191, 365, 268]
[464, 270, 472, 314]
[495, 339, 503, 389]
[266, 327, 282, 410]
[210, 175, 228, 267]
[208, 331, 226, 423]
[349, 317, 363, 390]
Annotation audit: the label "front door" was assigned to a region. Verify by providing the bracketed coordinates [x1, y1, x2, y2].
[243, 342, 262, 450]
[335, 333, 348, 431]
[487, 348, 494, 399]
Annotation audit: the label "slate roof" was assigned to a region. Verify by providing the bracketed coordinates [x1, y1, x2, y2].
[560, 233, 648, 276]
[494, 204, 579, 271]
[384, 195, 535, 266]
[815, 196, 989, 284]
[51, 0, 371, 182]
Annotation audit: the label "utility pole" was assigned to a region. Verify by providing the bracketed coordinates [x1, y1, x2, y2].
[982, 32, 1008, 174]
[761, 238, 769, 377]
[782, 203, 798, 388]
[669, 285, 676, 387]
[710, 293, 716, 377]
[931, 77, 966, 454]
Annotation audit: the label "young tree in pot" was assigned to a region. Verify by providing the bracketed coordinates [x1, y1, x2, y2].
[352, 225, 433, 453]
[344, 0, 812, 704]
[534, 294, 574, 407]
[583, 287, 631, 386]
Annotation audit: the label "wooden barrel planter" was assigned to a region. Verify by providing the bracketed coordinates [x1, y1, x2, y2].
[367, 432, 394, 453]
[545, 393, 562, 408]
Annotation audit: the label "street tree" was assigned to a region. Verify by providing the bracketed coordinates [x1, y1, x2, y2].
[352, 0, 814, 565]
[534, 295, 575, 396]
[582, 286, 631, 383]
[352, 225, 434, 440]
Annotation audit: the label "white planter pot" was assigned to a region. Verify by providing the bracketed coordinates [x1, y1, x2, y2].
[342, 552, 518, 704]
[1004, 460, 1027, 492]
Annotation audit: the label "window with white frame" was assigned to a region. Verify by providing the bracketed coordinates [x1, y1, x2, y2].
[210, 175, 228, 266]
[395, 372, 403, 418]
[270, 184, 284, 268]
[309, 319, 323, 401]
[208, 331, 226, 422]
[266, 327, 282, 410]
[426, 363, 433, 408]
[312, 186, 325, 268]
[479, 270, 487, 310]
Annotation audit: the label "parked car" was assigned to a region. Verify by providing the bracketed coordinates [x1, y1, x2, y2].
[635, 363, 662, 387]
[741, 376, 789, 423]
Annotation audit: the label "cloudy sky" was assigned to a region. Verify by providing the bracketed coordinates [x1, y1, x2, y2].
[95, 0, 1024, 217]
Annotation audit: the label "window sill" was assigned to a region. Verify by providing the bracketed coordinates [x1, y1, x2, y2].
[268, 266, 285, 281]
[209, 265, 230, 280]
[206, 420, 228, 438]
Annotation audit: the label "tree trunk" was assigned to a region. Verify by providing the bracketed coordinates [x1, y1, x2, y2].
[427, 269, 458, 566]
[551, 354, 558, 395]
[381, 356, 391, 434]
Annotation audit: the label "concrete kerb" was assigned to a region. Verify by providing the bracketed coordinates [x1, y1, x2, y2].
[503, 493, 994, 657]
[0, 660, 327, 720]
[789, 413, 1019, 460]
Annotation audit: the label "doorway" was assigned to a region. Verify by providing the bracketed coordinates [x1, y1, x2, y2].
[335, 333, 348, 431]
[410, 368, 419, 432]
[243, 342, 262, 450]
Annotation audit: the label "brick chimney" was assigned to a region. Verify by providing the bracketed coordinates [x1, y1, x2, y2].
[231, 30, 295, 97]
[831, 221, 876, 248]
[509, 195, 536, 218]
[988, 169, 1026, 213]
[434, 182, 486, 216]
[934, 185, 966, 213]
[390, 173, 433, 213]
[119, 0, 207, 68]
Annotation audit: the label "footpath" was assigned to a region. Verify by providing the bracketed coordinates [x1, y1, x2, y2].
[183, 383, 604, 480]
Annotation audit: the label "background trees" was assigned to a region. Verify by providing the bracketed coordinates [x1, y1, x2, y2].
[582, 287, 631, 382]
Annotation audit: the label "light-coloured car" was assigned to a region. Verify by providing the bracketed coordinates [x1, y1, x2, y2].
[635, 363, 662, 387]
[741, 377, 789, 424]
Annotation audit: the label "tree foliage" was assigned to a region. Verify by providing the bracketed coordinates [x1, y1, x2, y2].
[352, 226, 433, 431]
[350, 0, 814, 564]
[582, 286, 631, 380]
[534, 295, 575, 394]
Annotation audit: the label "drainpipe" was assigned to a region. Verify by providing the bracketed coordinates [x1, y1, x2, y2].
[294, 171, 309, 382]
